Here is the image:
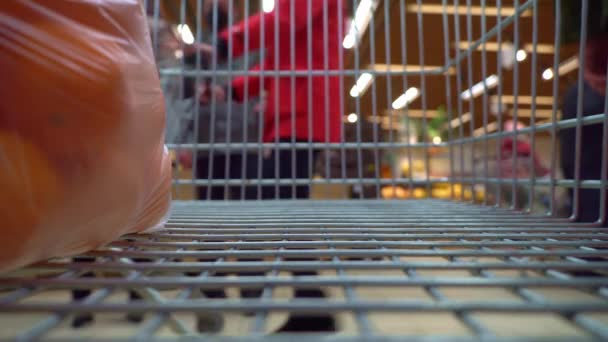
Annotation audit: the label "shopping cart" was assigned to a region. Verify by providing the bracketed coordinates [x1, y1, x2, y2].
[1, 0, 608, 340]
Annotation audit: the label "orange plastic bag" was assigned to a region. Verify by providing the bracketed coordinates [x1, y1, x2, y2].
[0, 0, 172, 272]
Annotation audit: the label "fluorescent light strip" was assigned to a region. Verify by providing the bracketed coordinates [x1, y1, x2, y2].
[392, 87, 420, 110]
[542, 56, 579, 81]
[370, 64, 455, 75]
[346, 113, 358, 123]
[408, 4, 530, 17]
[461, 74, 499, 100]
[516, 49, 527, 62]
[456, 42, 554, 54]
[349, 73, 374, 98]
[449, 112, 472, 129]
[176, 24, 194, 45]
[384, 109, 442, 119]
[491, 95, 554, 106]
[343, 0, 378, 49]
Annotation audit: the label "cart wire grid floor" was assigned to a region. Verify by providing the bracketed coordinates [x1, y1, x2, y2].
[1, 200, 608, 341]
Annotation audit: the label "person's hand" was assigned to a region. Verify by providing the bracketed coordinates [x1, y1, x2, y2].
[253, 99, 265, 113]
[178, 150, 193, 169]
[198, 83, 226, 105]
[183, 42, 214, 58]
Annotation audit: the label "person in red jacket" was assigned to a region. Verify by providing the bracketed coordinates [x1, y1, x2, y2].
[199, 0, 345, 332]
[202, 0, 345, 200]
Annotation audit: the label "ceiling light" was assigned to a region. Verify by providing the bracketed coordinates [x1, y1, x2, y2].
[176, 24, 194, 45]
[541, 56, 578, 81]
[262, 0, 275, 13]
[347, 113, 358, 123]
[516, 49, 527, 62]
[461, 74, 499, 100]
[343, 0, 377, 49]
[342, 34, 356, 49]
[491, 95, 554, 106]
[350, 73, 374, 98]
[392, 87, 420, 110]
[408, 4, 530, 17]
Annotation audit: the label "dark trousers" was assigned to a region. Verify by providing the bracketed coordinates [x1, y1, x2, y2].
[261, 143, 319, 200]
[194, 141, 321, 297]
[195, 154, 258, 200]
[261, 143, 321, 282]
[561, 81, 607, 226]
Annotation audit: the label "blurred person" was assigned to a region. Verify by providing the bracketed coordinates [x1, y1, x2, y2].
[160, 0, 265, 331]
[559, 0, 608, 226]
[495, 120, 552, 212]
[200, 0, 345, 200]
[199, 0, 346, 332]
[162, 0, 261, 202]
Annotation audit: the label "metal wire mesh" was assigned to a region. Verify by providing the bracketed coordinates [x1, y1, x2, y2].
[2, 0, 608, 340]
[1, 200, 608, 340]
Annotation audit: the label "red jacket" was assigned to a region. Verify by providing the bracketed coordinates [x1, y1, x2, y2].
[220, 0, 344, 143]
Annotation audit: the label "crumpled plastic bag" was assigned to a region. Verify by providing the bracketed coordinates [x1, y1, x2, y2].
[0, 0, 172, 272]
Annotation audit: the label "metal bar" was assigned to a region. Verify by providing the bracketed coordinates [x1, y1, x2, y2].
[206, 0, 220, 200]
[598, 61, 608, 224]
[256, 0, 267, 200]
[66, 248, 608, 259]
[571, 0, 589, 220]
[384, 0, 396, 199]
[133, 250, 193, 339]
[307, 0, 315, 200]
[165, 112, 608, 149]
[353, 0, 364, 200]
[454, 0, 465, 201]
[447, 113, 607, 144]
[480, 0, 489, 206]
[338, 0, 347, 193]
[465, 0, 476, 203]
[510, 0, 521, 210]
[494, 0, 504, 208]
[323, 0, 331, 199]
[160, 68, 447, 76]
[548, 0, 562, 216]
[104, 240, 608, 249]
[441, 0, 455, 199]
[16, 337, 591, 342]
[191, 0, 202, 201]
[399, 0, 414, 195]
[240, 0, 251, 200]
[273, 0, 280, 199]
[170, 177, 608, 189]
[526, 0, 539, 213]
[416, 0, 431, 197]
[369, 3, 380, 199]
[290, 0, 297, 199]
[5, 301, 608, 314]
[251, 249, 282, 334]
[31, 260, 608, 272]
